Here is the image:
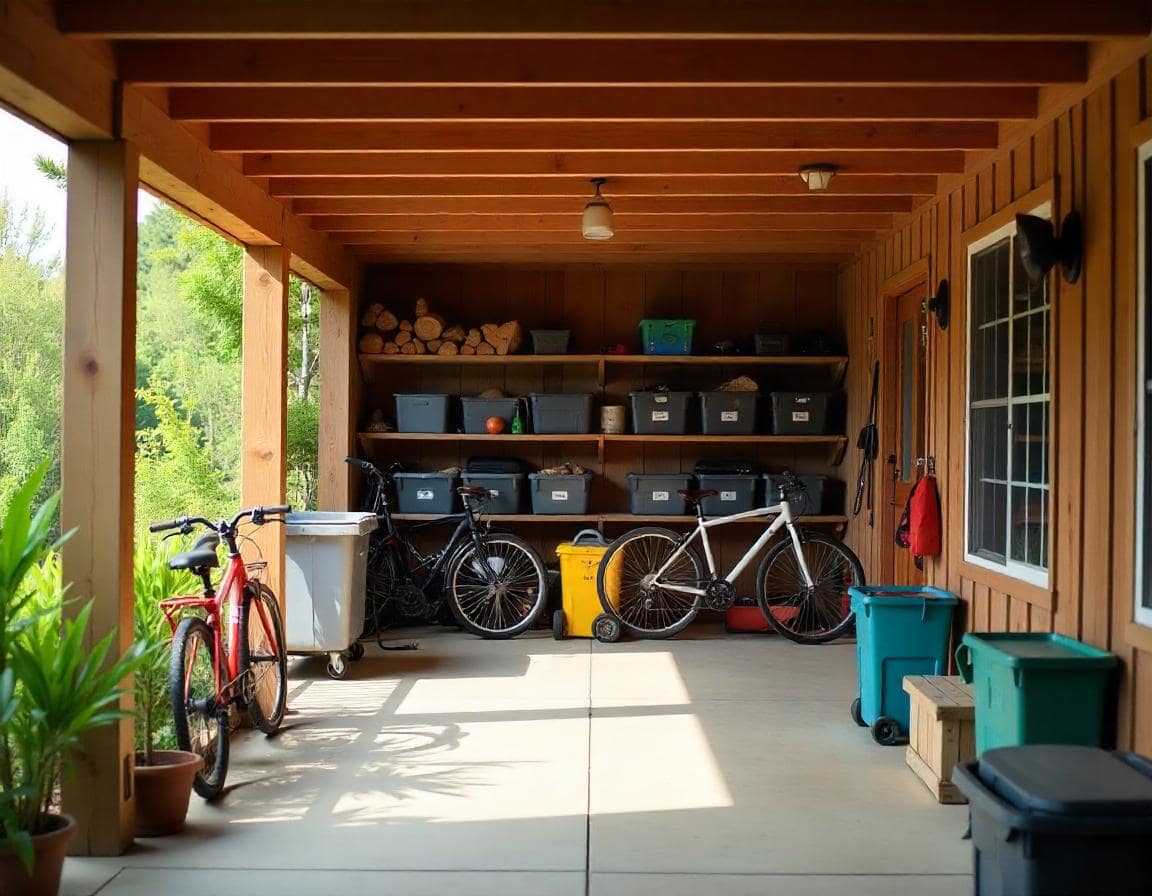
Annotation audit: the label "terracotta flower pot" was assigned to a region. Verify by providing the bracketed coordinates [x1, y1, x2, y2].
[133, 750, 203, 837]
[0, 813, 76, 896]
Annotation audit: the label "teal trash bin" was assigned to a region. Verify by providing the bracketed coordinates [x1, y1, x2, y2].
[849, 586, 959, 746]
[956, 632, 1116, 754]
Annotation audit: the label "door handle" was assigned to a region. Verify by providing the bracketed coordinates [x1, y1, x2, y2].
[886, 454, 900, 505]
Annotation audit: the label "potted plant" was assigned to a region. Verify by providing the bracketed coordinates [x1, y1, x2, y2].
[131, 539, 202, 836]
[0, 464, 149, 896]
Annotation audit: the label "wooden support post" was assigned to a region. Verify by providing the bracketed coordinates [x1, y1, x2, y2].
[60, 140, 138, 856]
[241, 245, 290, 607]
[318, 287, 355, 511]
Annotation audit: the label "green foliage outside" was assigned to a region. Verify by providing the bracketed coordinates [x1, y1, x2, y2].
[0, 159, 322, 531]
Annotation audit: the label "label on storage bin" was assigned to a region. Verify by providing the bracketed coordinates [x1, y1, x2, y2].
[721, 490, 737, 501]
[551, 490, 569, 501]
[652, 410, 670, 422]
[654, 395, 669, 404]
[652, 490, 670, 502]
[416, 489, 435, 501]
[792, 411, 810, 422]
[489, 489, 501, 497]
[721, 410, 739, 422]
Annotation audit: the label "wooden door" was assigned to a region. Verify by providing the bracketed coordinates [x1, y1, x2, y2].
[881, 282, 928, 584]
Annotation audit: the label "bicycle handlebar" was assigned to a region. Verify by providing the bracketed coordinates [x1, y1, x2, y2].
[344, 457, 402, 477]
[148, 505, 292, 535]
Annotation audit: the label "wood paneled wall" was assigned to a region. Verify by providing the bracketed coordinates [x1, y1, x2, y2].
[837, 54, 1152, 752]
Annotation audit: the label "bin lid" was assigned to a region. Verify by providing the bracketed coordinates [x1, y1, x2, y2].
[849, 586, 958, 610]
[285, 511, 379, 537]
[960, 632, 1117, 669]
[977, 746, 1152, 817]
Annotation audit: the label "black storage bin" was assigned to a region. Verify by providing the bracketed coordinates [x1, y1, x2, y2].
[694, 473, 760, 515]
[629, 391, 693, 435]
[530, 329, 570, 354]
[528, 473, 593, 514]
[529, 393, 593, 434]
[466, 456, 526, 474]
[461, 396, 520, 434]
[394, 394, 451, 433]
[694, 458, 759, 476]
[764, 474, 829, 515]
[460, 472, 525, 514]
[769, 391, 831, 435]
[754, 333, 790, 356]
[627, 473, 693, 515]
[699, 392, 759, 435]
[953, 745, 1152, 896]
[393, 472, 459, 515]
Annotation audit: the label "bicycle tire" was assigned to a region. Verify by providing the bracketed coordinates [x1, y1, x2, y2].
[170, 616, 230, 800]
[596, 527, 704, 639]
[755, 529, 863, 644]
[446, 533, 547, 639]
[238, 582, 287, 736]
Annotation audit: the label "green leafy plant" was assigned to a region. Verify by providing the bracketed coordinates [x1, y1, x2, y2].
[0, 463, 150, 871]
[133, 538, 199, 764]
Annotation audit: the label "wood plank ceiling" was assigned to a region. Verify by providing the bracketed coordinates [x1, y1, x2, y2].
[56, 0, 1152, 264]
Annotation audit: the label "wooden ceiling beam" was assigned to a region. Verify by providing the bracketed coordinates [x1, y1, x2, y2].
[290, 195, 915, 215]
[59, 0, 1152, 41]
[353, 249, 860, 265]
[117, 39, 1087, 87]
[168, 86, 1039, 122]
[307, 212, 892, 232]
[268, 174, 938, 198]
[209, 121, 999, 153]
[332, 229, 874, 246]
[244, 150, 966, 178]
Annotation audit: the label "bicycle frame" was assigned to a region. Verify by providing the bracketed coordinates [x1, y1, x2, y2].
[650, 500, 816, 597]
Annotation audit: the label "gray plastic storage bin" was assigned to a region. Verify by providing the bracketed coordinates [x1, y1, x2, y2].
[628, 473, 693, 515]
[393, 472, 459, 515]
[699, 392, 759, 435]
[695, 473, 760, 515]
[528, 472, 593, 514]
[530, 393, 593, 434]
[764, 474, 830, 515]
[284, 512, 378, 661]
[770, 392, 831, 435]
[629, 391, 693, 435]
[394, 394, 451, 433]
[531, 329, 570, 354]
[461, 396, 520, 433]
[460, 472, 524, 514]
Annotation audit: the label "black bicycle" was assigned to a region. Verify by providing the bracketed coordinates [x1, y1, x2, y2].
[346, 457, 548, 639]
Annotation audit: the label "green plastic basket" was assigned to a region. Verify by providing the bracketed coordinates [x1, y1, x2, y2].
[639, 319, 695, 355]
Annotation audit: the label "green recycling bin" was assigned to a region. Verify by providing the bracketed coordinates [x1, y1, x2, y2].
[956, 632, 1116, 754]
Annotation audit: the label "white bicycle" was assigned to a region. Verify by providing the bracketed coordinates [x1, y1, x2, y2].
[595, 473, 864, 643]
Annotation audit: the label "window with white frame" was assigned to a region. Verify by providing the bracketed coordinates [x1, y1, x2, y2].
[965, 207, 1051, 588]
[1136, 140, 1152, 627]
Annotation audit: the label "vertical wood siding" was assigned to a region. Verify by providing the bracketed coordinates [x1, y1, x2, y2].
[837, 55, 1152, 751]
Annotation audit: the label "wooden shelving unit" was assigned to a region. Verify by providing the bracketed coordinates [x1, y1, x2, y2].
[393, 511, 848, 533]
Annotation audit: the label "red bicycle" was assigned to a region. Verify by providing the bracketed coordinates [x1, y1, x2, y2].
[150, 505, 291, 800]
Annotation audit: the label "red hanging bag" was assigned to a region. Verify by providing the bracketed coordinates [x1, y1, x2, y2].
[895, 475, 942, 569]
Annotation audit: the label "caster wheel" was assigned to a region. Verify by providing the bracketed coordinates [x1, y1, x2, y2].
[347, 641, 365, 661]
[592, 613, 622, 643]
[552, 609, 567, 640]
[850, 697, 866, 727]
[326, 655, 348, 680]
[871, 716, 903, 746]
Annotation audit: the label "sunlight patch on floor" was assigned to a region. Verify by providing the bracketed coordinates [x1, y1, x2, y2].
[395, 653, 591, 715]
[591, 651, 691, 707]
[290, 679, 402, 716]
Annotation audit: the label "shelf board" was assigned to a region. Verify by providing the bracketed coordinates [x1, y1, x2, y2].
[602, 434, 846, 445]
[392, 512, 848, 527]
[394, 513, 590, 523]
[358, 431, 601, 443]
[361, 352, 605, 366]
[599, 513, 848, 526]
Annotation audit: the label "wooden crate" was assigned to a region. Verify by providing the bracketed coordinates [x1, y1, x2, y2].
[902, 675, 975, 804]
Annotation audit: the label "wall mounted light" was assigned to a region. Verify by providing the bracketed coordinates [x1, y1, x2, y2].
[582, 178, 614, 240]
[799, 164, 838, 192]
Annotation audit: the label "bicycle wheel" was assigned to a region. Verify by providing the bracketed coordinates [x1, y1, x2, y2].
[756, 529, 863, 644]
[597, 527, 704, 639]
[239, 582, 287, 735]
[446, 533, 547, 639]
[170, 616, 229, 800]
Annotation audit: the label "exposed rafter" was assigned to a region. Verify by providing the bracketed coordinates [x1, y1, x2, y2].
[290, 196, 915, 215]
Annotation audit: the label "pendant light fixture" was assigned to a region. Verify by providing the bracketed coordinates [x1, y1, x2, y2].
[582, 178, 614, 240]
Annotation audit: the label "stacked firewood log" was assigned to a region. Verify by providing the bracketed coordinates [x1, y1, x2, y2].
[359, 297, 523, 356]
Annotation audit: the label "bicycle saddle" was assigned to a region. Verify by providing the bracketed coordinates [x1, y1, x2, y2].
[168, 533, 221, 571]
[457, 485, 490, 498]
[678, 489, 719, 504]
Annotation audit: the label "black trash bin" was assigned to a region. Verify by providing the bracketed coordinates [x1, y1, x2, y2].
[953, 745, 1152, 896]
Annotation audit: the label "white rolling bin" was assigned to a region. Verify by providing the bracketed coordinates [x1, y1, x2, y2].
[284, 511, 378, 679]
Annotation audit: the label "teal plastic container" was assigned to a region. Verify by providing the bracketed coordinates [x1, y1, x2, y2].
[849, 586, 959, 745]
[957, 633, 1116, 754]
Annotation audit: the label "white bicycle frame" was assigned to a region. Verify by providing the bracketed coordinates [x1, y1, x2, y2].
[649, 498, 815, 597]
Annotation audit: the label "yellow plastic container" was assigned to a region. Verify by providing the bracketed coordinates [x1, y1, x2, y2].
[555, 530, 612, 638]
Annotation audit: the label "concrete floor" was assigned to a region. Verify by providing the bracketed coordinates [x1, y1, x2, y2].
[63, 628, 972, 895]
